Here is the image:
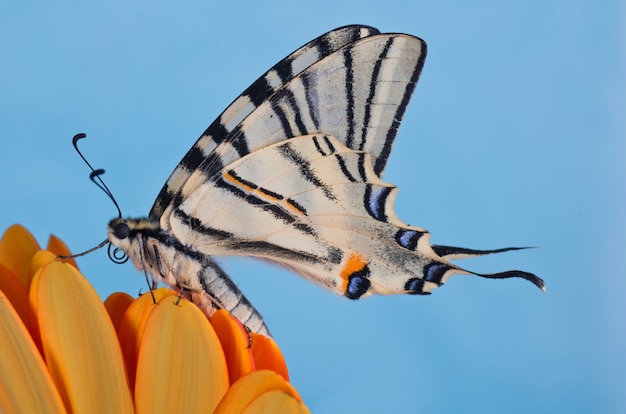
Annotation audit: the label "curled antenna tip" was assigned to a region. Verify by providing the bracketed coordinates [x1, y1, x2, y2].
[108, 244, 129, 264]
[72, 133, 87, 145]
[90, 169, 106, 180]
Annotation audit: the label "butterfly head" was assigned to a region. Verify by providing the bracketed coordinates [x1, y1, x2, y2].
[108, 217, 159, 246]
[107, 218, 132, 250]
[107, 217, 161, 262]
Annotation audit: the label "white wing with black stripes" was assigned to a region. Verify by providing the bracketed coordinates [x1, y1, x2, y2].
[107, 25, 544, 337]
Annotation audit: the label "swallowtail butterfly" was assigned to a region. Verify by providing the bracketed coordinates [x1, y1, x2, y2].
[104, 25, 544, 336]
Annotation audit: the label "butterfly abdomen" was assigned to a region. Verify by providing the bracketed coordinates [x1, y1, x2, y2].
[108, 217, 271, 336]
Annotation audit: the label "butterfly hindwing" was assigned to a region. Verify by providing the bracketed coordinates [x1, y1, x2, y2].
[165, 134, 456, 297]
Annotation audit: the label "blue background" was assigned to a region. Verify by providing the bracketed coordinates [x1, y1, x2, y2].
[1, 1, 624, 412]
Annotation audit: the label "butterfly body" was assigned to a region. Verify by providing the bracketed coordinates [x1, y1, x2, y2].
[109, 217, 271, 335]
[107, 25, 543, 336]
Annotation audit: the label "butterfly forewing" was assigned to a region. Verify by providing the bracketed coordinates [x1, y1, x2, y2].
[151, 25, 382, 219]
[157, 33, 425, 225]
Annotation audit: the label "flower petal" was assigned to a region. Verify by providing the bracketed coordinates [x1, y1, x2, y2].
[214, 370, 303, 414]
[29, 251, 65, 346]
[134, 294, 229, 414]
[117, 287, 173, 389]
[31, 261, 133, 413]
[210, 309, 255, 385]
[104, 292, 134, 332]
[0, 262, 30, 329]
[47, 234, 78, 270]
[0, 224, 40, 288]
[30, 250, 57, 276]
[250, 333, 290, 381]
[0, 290, 65, 413]
[242, 390, 311, 414]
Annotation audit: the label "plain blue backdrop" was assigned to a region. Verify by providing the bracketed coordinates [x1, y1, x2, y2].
[1, 1, 624, 412]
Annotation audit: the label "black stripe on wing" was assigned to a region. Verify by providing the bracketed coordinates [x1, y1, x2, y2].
[312, 135, 336, 155]
[173, 210, 234, 241]
[271, 88, 308, 138]
[358, 37, 394, 152]
[214, 175, 304, 228]
[344, 46, 356, 149]
[276, 142, 336, 201]
[374, 39, 426, 176]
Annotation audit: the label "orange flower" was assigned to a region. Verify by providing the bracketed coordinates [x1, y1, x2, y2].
[0, 224, 310, 413]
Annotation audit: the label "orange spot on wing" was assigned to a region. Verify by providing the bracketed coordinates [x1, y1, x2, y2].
[340, 252, 368, 292]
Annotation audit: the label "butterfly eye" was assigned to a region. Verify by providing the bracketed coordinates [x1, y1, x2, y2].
[114, 222, 130, 240]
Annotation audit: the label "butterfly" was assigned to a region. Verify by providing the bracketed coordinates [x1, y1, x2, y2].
[104, 25, 544, 337]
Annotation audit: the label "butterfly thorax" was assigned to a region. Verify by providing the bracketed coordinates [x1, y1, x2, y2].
[108, 217, 174, 287]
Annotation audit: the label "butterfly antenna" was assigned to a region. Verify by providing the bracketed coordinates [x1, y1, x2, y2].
[73, 133, 123, 219]
[58, 133, 128, 263]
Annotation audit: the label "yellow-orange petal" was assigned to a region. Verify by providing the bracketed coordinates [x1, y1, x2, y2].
[29, 250, 61, 346]
[30, 250, 57, 276]
[31, 261, 133, 413]
[0, 224, 40, 288]
[210, 309, 255, 385]
[242, 390, 311, 414]
[47, 234, 78, 270]
[251, 333, 290, 381]
[134, 295, 229, 414]
[214, 370, 303, 414]
[104, 292, 134, 331]
[0, 290, 66, 413]
[0, 263, 31, 329]
[117, 287, 174, 389]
